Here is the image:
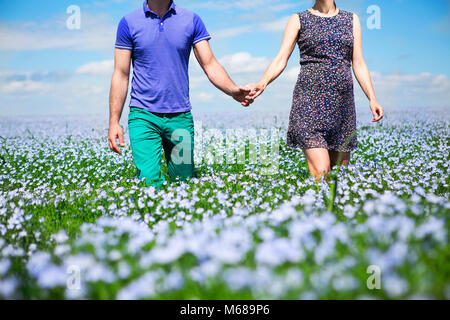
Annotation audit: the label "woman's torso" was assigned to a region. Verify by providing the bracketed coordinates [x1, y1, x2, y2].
[296, 9, 355, 92]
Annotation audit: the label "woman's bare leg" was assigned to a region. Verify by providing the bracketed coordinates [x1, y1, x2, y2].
[303, 148, 331, 180]
[329, 150, 351, 169]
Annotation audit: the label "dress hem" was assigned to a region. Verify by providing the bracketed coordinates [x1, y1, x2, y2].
[286, 142, 358, 153]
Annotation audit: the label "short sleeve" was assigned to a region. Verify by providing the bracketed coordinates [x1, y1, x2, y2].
[192, 14, 211, 45]
[115, 17, 133, 50]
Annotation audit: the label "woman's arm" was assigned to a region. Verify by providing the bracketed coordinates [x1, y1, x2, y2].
[352, 13, 384, 122]
[247, 14, 301, 99]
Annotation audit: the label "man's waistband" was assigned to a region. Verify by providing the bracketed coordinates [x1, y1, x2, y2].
[130, 107, 190, 118]
[150, 111, 190, 118]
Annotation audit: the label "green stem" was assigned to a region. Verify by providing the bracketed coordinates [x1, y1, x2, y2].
[327, 130, 358, 212]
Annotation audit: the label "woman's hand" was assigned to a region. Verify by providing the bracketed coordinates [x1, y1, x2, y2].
[370, 100, 384, 122]
[246, 82, 267, 100]
[231, 85, 254, 107]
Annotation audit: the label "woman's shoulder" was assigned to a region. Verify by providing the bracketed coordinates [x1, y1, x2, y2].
[295, 10, 311, 23]
[297, 10, 310, 17]
[339, 9, 357, 18]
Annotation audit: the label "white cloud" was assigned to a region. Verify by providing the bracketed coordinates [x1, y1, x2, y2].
[261, 16, 291, 32]
[211, 15, 292, 39]
[370, 71, 450, 94]
[212, 25, 254, 39]
[219, 52, 270, 74]
[0, 13, 115, 51]
[355, 72, 450, 107]
[76, 60, 114, 76]
[188, 0, 308, 12]
[283, 67, 300, 82]
[195, 92, 215, 102]
[1, 80, 52, 94]
[0, 70, 69, 82]
[189, 0, 284, 10]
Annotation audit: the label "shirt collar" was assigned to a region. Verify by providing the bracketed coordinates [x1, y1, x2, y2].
[143, 1, 176, 16]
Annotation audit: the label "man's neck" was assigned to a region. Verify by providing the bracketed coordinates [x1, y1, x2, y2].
[147, 0, 172, 18]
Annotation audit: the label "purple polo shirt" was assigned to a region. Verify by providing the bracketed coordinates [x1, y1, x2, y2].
[115, 1, 211, 113]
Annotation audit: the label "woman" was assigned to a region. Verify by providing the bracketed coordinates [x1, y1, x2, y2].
[247, 0, 384, 179]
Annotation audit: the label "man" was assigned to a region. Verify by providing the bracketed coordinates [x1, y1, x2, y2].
[108, 0, 253, 188]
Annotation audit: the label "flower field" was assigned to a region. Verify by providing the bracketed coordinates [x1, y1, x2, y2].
[0, 107, 449, 299]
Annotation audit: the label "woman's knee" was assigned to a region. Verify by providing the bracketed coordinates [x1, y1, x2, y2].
[309, 165, 331, 178]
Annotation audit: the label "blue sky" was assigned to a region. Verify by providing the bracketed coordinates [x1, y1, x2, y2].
[0, 0, 449, 116]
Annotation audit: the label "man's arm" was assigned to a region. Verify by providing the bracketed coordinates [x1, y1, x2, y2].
[193, 40, 252, 107]
[108, 48, 132, 154]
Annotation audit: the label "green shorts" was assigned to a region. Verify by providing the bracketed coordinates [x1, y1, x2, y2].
[128, 107, 195, 188]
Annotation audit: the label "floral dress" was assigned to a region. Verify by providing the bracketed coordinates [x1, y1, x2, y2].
[287, 9, 358, 152]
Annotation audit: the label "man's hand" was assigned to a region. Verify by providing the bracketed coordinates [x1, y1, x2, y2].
[231, 86, 254, 107]
[109, 48, 131, 155]
[108, 123, 125, 154]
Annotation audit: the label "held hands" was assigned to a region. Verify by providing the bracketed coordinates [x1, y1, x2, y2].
[108, 123, 125, 154]
[230, 82, 267, 107]
[370, 100, 384, 122]
[245, 82, 266, 101]
[231, 86, 255, 107]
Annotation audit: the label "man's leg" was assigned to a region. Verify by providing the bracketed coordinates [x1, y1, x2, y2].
[162, 111, 195, 182]
[128, 108, 165, 188]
